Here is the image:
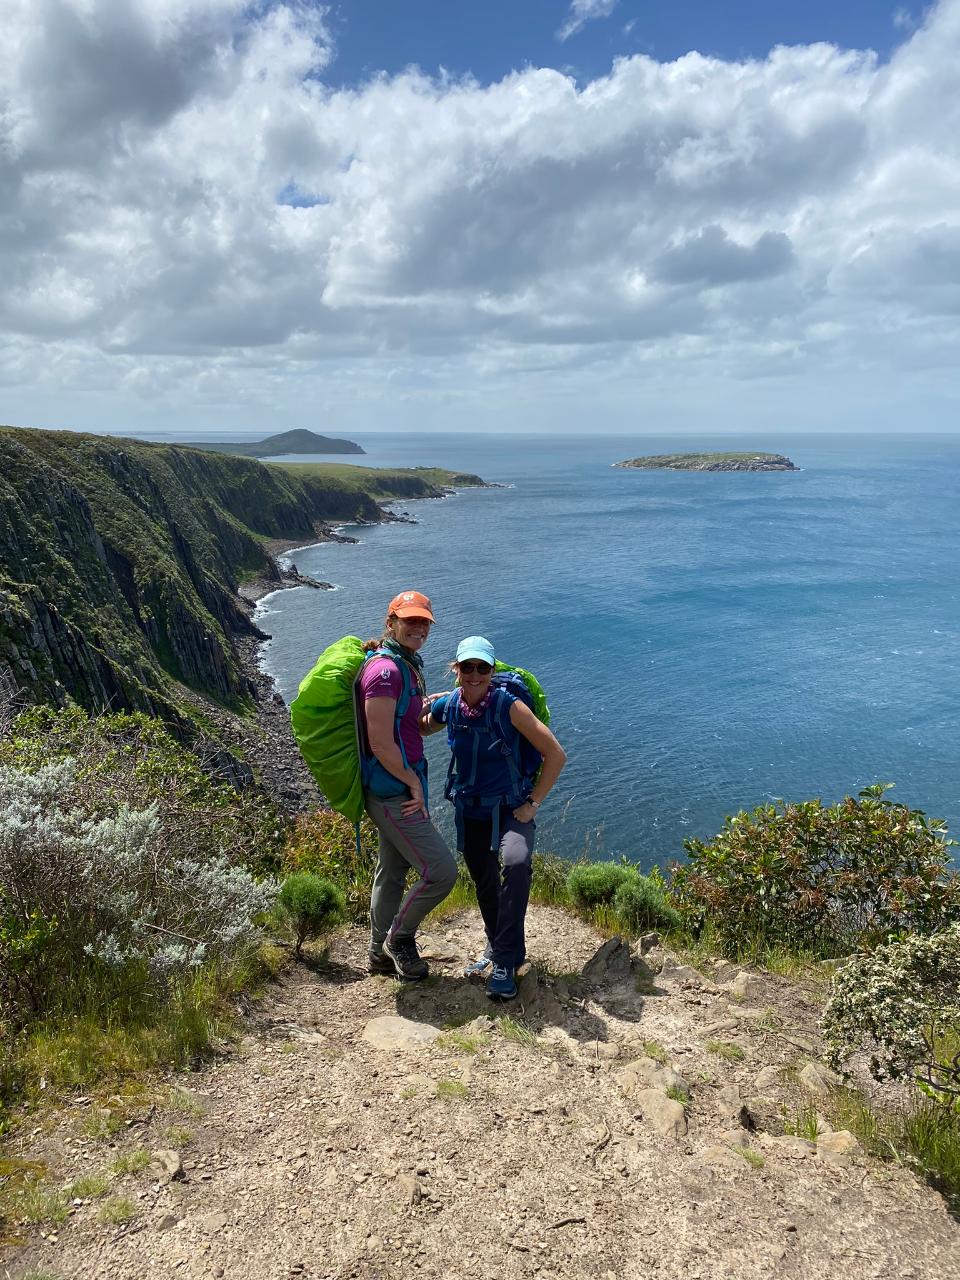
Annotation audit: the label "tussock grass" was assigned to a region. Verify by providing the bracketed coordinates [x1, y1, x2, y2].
[705, 1040, 746, 1063]
[163, 1087, 206, 1119]
[436, 1078, 469, 1100]
[77, 1108, 124, 1143]
[97, 1195, 137, 1226]
[665, 1085, 689, 1107]
[736, 1147, 765, 1170]
[496, 1015, 539, 1048]
[4, 943, 276, 1126]
[161, 1125, 195, 1147]
[827, 1085, 960, 1207]
[66, 1172, 110, 1199]
[436, 1030, 483, 1055]
[109, 1149, 150, 1177]
[784, 1100, 820, 1142]
[6, 1179, 69, 1227]
[643, 1040, 669, 1064]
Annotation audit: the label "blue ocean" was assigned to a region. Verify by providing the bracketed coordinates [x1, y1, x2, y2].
[255, 433, 960, 870]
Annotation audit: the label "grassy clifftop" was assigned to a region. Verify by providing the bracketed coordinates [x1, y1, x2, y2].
[0, 426, 480, 726]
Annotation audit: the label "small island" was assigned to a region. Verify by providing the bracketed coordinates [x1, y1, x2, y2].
[614, 451, 797, 472]
[185, 428, 365, 457]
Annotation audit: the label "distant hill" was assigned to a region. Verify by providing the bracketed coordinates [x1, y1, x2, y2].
[185, 429, 365, 457]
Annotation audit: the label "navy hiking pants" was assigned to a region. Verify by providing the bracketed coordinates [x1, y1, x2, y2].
[460, 804, 535, 970]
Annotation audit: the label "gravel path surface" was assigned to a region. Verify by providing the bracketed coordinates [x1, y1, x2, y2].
[5, 909, 959, 1280]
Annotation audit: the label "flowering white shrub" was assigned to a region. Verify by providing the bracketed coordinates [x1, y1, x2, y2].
[822, 924, 960, 1105]
[0, 758, 278, 1020]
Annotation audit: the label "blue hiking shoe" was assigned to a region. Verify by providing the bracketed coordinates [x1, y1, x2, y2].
[464, 946, 493, 979]
[486, 964, 518, 1001]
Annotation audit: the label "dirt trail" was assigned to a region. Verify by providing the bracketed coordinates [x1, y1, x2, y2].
[5, 907, 959, 1280]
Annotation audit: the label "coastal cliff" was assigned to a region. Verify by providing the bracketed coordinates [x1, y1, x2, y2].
[0, 425, 481, 732]
[615, 452, 797, 472]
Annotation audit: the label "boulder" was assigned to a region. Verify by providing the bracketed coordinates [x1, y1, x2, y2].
[635, 1089, 688, 1140]
[798, 1061, 841, 1097]
[582, 937, 632, 983]
[725, 970, 759, 1001]
[657, 955, 709, 988]
[743, 1096, 787, 1137]
[767, 1135, 816, 1160]
[754, 1065, 782, 1093]
[580, 1040, 622, 1061]
[699, 1144, 749, 1171]
[617, 1056, 691, 1100]
[817, 1130, 859, 1166]
[149, 1149, 185, 1184]
[361, 1016, 441, 1051]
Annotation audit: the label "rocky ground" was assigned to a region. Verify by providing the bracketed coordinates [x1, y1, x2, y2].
[4, 908, 958, 1280]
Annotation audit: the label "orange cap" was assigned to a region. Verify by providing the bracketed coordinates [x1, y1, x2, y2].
[387, 590, 435, 622]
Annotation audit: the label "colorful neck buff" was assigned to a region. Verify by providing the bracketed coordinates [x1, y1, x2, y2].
[381, 638, 426, 695]
[460, 687, 493, 719]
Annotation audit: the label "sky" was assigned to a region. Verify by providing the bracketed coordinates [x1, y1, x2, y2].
[1, 0, 958, 438]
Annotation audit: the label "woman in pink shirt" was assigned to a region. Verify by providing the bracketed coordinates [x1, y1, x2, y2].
[358, 590, 457, 981]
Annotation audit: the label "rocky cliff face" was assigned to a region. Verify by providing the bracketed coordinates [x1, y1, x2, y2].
[0, 427, 467, 727]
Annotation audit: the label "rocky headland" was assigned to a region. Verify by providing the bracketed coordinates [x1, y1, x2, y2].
[615, 452, 798, 472]
[0, 423, 483, 800]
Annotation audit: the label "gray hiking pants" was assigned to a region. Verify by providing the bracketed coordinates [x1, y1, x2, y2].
[365, 792, 458, 948]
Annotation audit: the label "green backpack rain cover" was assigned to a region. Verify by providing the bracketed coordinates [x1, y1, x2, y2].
[290, 635, 367, 823]
[493, 661, 551, 725]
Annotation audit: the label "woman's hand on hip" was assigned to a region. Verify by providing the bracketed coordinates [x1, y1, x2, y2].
[512, 801, 538, 824]
[401, 773, 428, 819]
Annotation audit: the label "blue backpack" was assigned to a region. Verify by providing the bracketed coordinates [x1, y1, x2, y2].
[442, 671, 543, 845]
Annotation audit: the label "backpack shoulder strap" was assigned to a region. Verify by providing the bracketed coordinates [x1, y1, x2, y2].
[366, 648, 414, 713]
[360, 648, 415, 768]
[489, 685, 518, 743]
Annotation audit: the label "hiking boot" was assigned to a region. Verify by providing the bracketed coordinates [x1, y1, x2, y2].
[464, 946, 493, 979]
[384, 935, 429, 981]
[368, 948, 396, 976]
[486, 964, 518, 1001]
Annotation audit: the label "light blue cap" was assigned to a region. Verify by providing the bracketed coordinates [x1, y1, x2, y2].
[456, 635, 495, 665]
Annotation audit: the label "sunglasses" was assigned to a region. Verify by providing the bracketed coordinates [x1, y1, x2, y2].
[458, 661, 492, 675]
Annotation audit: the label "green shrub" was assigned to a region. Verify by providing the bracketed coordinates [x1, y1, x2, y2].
[0, 758, 277, 1025]
[672, 784, 960, 957]
[822, 923, 960, 1107]
[278, 874, 346, 956]
[0, 706, 283, 1116]
[283, 809, 379, 921]
[613, 874, 681, 934]
[566, 862, 632, 910]
[530, 850, 573, 907]
[0, 704, 287, 874]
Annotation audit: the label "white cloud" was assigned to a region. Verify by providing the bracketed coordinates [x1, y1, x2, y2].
[557, 0, 620, 43]
[1, 0, 960, 434]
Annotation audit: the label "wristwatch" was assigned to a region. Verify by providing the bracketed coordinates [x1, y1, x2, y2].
[527, 798, 540, 810]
